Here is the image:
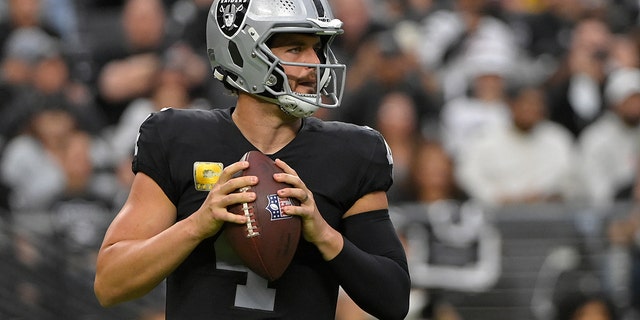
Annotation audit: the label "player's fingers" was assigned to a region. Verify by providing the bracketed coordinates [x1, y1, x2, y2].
[218, 175, 258, 196]
[200, 191, 254, 226]
[211, 161, 258, 196]
[274, 158, 299, 177]
[218, 160, 250, 183]
[273, 161, 305, 191]
[222, 189, 256, 209]
[223, 208, 251, 224]
[273, 159, 312, 207]
[277, 188, 312, 207]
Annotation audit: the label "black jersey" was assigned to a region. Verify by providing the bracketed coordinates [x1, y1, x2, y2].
[132, 107, 393, 319]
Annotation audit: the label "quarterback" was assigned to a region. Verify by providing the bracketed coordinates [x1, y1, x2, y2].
[93, 0, 410, 319]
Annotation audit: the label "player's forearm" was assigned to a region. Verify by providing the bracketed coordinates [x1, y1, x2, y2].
[329, 239, 410, 319]
[94, 218, 203, 306]
[327, 209, 411, 319]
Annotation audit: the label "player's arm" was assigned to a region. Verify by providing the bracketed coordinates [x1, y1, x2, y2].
[274, 160, 410, 320]
[329, 192, 410, 320]
[94, 162, 254, 306]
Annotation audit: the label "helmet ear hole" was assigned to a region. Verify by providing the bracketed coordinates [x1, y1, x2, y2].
[262, 65, 286, 99]
[268, 65, 286, 92]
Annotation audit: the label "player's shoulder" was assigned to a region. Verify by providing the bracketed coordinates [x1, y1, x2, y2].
[140, 107, 232, 135]
[144, 107, 229, 125]
[303, 118, 392, 164]
[305, 117, 384, 141]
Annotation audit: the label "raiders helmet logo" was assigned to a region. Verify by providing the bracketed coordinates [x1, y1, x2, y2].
[215, 0, 250, 38]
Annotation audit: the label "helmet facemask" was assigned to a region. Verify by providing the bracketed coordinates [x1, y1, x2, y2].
[257, 30, 346, 117]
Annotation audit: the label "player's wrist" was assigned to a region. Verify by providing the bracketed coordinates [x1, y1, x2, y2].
[314, 227, 344, 261]
[183, 212, 220, 241]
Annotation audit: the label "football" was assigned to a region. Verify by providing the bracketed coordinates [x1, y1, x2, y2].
[225, 151, 302, 281]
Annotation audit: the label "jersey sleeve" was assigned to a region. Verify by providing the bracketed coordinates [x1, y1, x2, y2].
[355, 127, 394, 197]
[132, 110, 178, 205]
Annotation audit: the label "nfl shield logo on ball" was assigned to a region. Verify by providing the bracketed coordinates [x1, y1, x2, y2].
[266, 194, 294, 221]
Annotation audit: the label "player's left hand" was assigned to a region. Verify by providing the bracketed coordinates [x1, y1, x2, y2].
[273, 159, 333, 245]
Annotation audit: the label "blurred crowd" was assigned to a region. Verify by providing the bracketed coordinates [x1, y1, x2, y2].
[2, 0, 640, 319]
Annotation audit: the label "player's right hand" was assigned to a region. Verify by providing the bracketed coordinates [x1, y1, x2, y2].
[189, 160, 258, 239]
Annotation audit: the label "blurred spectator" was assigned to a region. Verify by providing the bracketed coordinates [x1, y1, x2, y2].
[30, 52, 106, 135]
[90, 0, 172, 125]
[0, 0, 62, 47]
[0, 27, 107, 151]
[408, 139, 466, 204]
[0, 91, 119, 313]
[374, 91, 422, 204]
[544, 235, 620, 320]
[392, 140, 472, 320]
[519, 0, 590, 63]
[0, 95, 118, 212]
[335, 30, 439, 131]
[329, 0, 386, 66]
[103, 45, 207, 205]
[402, 0, 437, 22]
[455, 83, 577, 206]
[40, 0, 81, 44]
[167, 0, 237, 109]
[158, 41, 209, 103]
[545, 17, 613, 138]
[553, 277, 618, 320]
[607, 33, 640, 71]
[438, 53, 512, 159]
[414, 0, 519, 101]
[368, 0, 437, 25]
[173, 0, 213, 53]
[557, 295, 617, 320]
[0, 27, 59, 137]
[605, 0, 640, 33]
[578, 67, 640, 206]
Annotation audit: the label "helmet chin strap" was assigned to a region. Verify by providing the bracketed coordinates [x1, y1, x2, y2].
[251, 91, 319, 118]
[277, 94, 319, 118]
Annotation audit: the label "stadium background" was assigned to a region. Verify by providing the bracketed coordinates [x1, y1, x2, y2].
[2, 202, 638, 319]
[1, 0, 640, 319]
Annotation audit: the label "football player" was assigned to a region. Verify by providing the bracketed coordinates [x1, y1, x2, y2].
[93, 0, 410, 319]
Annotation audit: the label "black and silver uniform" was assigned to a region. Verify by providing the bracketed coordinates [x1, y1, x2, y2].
[133, 107, 396, 319]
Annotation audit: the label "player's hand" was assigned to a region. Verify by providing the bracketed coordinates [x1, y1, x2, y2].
[190, 160, 257, 239]
[273, 159, 333, 245]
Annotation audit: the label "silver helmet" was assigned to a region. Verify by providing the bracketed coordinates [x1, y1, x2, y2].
[206, 0, 346, 117]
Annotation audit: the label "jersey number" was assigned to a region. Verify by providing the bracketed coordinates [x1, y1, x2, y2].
[217, 263, 276, 311]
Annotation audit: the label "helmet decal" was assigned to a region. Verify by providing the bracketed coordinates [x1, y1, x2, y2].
[216, 0, 250, 39]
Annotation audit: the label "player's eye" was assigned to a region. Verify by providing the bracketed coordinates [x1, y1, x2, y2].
[287, 46, 302, 54]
